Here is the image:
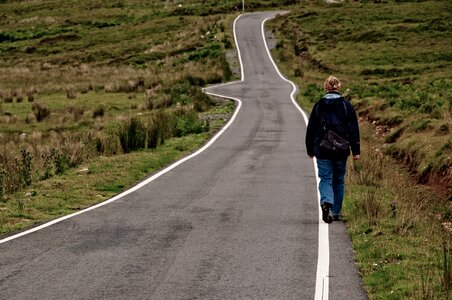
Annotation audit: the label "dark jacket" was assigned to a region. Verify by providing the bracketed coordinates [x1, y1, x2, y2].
[305, 92, 360, 159]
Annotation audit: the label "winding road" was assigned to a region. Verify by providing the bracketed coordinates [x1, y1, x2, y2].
[0, 12, 366, 300]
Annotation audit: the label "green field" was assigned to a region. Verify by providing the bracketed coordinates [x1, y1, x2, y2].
[269, 1, 451, 298]
[0, 0, 451, 299]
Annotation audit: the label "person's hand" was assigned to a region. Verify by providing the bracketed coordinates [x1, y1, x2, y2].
[353, 155, 360, 160]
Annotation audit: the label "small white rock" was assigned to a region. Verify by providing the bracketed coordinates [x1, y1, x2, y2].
[77, 168, 89, 174]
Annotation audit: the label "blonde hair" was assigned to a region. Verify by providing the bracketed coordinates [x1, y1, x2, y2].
[324, 75, 341, 92]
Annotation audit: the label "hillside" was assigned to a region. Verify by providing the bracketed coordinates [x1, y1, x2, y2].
[268, 0, 451, 298]
[0, 0, 450, 299]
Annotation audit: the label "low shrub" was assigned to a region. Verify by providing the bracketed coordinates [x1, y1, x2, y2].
[52, 148, 70, 175]
[174, 110, 207, 137]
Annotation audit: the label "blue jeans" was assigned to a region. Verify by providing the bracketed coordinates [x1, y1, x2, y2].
[316, 158, 347, 217]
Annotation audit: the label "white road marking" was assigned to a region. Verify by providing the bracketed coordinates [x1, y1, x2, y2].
[1, 14, 330, 300]
[261, 15, 329, 300]
[0, 16, 246, 245]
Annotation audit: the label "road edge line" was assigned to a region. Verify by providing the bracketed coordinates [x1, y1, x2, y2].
[0, 14, 246, 246]
[261, 15, 329, 300]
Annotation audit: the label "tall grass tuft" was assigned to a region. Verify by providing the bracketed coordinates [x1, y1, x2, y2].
[67, 106, 84, 121]
[442, 239, 452, 298]
[41, 152, 53, 180]
[93, 106, 105, 118]
[0, 149, 21, 194]
[146, 111, 170, 149]
[32, 103, 51, 122]
[360, 191, 382, 226]
[52, 148, 69, 175]
[118, 116, 147, 154]
[4, 92, 13, 103]
[349, 151, 384, 187]
[66, 86, 77, 99]
[19, 148, 32, 188]
[0, 164, 5, 200]
[16, 91, 24, 103]
[27, 90, 34, 102]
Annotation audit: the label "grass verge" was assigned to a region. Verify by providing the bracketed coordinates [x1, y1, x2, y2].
[345, 122, 451, 299]
[269, 1, 451, 298]
[0, 120, 229, 236]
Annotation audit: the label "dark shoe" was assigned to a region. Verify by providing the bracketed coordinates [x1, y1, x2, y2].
[321, 203, 333, 224]
[332, 215, 341, 221]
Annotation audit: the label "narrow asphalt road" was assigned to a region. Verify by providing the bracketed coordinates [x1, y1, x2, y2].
[0, 12, 366, 300]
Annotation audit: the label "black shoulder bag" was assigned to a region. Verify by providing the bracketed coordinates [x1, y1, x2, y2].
[318, 101, 350, 156]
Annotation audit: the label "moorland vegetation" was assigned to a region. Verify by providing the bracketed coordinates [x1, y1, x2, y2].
[0, 0, 450, 299]
[0, 0, 250, 232]
[269, 0, 451, 298]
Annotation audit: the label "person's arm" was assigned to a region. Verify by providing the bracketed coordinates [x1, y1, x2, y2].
[305, 104, 318, 158]
[347, 103, 360, 160]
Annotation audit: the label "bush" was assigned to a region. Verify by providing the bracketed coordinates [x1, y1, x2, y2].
[41, 152, 53, 180]
[52, 149, 69, 175]
[174, 110, 206, 137]
[167, 82, 213, 112]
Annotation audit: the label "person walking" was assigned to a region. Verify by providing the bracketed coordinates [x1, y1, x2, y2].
[305, 75, 360, 223]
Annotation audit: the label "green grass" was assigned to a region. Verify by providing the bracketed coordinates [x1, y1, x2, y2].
[0, 132, 210, 235]
[0, 92, 142, 133]
[269, 1, 451, 298]
[0, 0, 250, 229]
[270, 0, 451, 188]
[344, 123, 450, 299]
[1, 0, 451, 298]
